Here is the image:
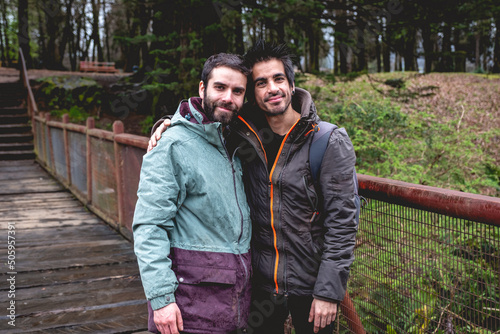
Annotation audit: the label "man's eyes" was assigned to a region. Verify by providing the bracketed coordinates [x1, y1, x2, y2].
[255, 77, 285, 87]
[255, 81, 266, 87]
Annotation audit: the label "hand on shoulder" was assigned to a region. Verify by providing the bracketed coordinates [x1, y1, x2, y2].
[148, 119, 172, 152]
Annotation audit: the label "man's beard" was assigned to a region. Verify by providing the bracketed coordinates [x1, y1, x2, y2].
[203, 91, 239, 126]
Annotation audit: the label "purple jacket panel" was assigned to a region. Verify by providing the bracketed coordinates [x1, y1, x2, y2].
[147, 247, 251, 334]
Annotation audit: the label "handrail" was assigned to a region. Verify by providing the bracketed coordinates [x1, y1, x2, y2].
[358, 174, 500, 226]
[18, 48, 38, 117]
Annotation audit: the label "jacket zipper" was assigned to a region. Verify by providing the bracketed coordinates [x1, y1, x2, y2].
[268, 118, 301, 294]
[277, 123, 309, 296]
[219, 127, 247, 327]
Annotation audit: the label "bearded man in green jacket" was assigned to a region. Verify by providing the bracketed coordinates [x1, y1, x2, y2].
[133, 53, 252, 334]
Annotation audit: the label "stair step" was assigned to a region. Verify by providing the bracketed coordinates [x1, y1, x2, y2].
[0, 124, 32, 134]
[0, 133, 34, 143]
[0, 82, 24, 88]
[0, 107, 28, 115]
[0, 100, 24, 108]
[0, 150, 35, 160]
[0, 91, 24, 98]
[0, 115, 29, 124]
[0, 142, 34, 151]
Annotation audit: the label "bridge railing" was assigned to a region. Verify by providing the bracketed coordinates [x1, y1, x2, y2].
[341, 176, 500, 334]
[33, 113, 147, 240]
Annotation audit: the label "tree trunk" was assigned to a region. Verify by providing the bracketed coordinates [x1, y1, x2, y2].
[103, 0, 111, 62]
[234, 4, 244, 55]
[421, 25, 433, 73]
[75, 5, 83, 63]
[440, 24, 453, 72]
[0, 0, 11, 66]
[0, 4, 5, 64]
[475, 29, 480, 70]
[492, 17, 500, 73]
[403, 27, 415, 71]
[335, 5, 348, 74]
[138, 0, 150, 67]
[306, 21, 321, 72]
[91, 0, 104, 62]
[58, 0, 74, 70]
[382, 20, 391, 72]
[36, 1, 46, 68]
[18, 0, 31, 68]
[375, 34, 381, 72]
[44, 1, 62, 70]
[357, 26, 366, 71]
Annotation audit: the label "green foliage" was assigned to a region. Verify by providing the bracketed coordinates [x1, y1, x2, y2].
[36, 76, 103, 123]
[139, 115, 154, 135]
[303, 73, 499, 197]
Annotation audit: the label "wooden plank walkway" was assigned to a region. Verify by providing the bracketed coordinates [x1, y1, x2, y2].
[0, 160, 149, 333]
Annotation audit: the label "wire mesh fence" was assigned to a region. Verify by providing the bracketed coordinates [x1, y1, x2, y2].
[339, 197, 500, 334]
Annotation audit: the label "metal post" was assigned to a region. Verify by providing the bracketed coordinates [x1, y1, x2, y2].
[63, 114, 71, 186]
[86, 117, 95, 205]
[113, 121, 125, 229]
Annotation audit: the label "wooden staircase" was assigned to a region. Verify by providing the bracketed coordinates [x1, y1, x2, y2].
[0, 82, 35, 160]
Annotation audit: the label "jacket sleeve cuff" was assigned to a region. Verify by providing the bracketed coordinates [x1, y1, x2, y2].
[150, 293, 176, 311]
[313, 294, 341, 304]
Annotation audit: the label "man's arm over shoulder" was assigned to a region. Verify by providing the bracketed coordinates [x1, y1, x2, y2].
[314, 127, 358, 302]
[148, 117, 172, 152]
[133, 138, 186, 310]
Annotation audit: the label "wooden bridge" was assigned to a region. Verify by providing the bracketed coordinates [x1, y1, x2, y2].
[0, 159, 149, 333]
[0, 69, 149, 332]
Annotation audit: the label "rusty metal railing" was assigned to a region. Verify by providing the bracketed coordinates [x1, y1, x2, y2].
[338, 175, 500, 334]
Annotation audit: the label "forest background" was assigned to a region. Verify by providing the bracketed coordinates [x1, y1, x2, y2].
[1, 0, 499, 197]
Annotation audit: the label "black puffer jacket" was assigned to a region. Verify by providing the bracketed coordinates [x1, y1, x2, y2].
[229, 88, 358, 302]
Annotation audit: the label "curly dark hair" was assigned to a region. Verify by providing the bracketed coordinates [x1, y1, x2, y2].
[201, 53, 250, 87]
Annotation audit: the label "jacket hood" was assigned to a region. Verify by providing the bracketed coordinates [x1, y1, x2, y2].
[170, 97, 225, 148]
[293, 87, 321, 123]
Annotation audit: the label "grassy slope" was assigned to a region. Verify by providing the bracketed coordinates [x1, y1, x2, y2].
[299, 72, 500, 197]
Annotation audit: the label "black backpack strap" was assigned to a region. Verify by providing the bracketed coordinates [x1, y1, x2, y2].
[310, 121, 337, 184]
[309, 121, 363, 226]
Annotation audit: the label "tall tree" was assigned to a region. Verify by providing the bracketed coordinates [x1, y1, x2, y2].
[493, 16, 500, 73]
[18, 0, 31, 67]
[1, 0, 11, 66]
[90, 0, 104, 62]
[43, 0, 64, 69]
[59, 0, 74, 70]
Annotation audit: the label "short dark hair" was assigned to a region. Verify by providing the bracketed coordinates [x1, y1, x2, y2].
[201, 53, 250, 86]
[244, 40, 295, 87]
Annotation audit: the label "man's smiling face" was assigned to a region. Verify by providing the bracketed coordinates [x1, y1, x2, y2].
[252, 58, 294, 116]
[199, 66, 247, 125]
